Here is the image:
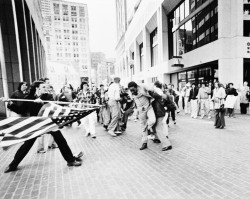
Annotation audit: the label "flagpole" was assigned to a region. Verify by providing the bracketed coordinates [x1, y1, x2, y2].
[0, 98, 103, 107]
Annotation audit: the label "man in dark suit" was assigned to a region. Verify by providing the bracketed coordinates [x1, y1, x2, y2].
[189, 83, 199, 118]
[4, 81, 82, 173]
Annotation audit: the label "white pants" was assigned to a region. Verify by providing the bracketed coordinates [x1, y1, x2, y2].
[82, 111, 97, 135]
[184, 97, 191, 114]
[190, 99, 198, 118]
[200, 99, 210, 117]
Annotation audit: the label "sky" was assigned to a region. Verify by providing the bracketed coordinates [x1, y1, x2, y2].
[66, 0, 117, 58]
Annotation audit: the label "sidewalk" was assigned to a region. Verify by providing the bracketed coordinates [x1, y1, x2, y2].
[0, 113, 250, 199]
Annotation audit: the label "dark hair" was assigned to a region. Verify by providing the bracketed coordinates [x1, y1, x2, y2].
[100, 84, 104, 87]
[29, 81, 44, 97]
[128, 81, 137, 88]
[17, 82, 28, 92]
[154, 81, 162, 89]
[69, 84, 74, 91]
[39, 77, 49, 82]
[80, 81, 89, 90]
[191, 83, 196, 86]
[228, 83, 233, 87]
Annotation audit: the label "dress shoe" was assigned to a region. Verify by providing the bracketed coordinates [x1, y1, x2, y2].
[67, 160, 81, 167]
[139, 143, 147, 150]
[91, 135, 96, 139]
[220, 126, 224, 129]
[48, 144, 58, 149]
[4, 166, 17, 173]
[162, 146, 172, 151]
[107, 131, 117, 137]
[37, 149, 46, 153]
[85, 132, 90, 137]
[153, 139, 161, 143]
[103, 125, 108, 130]
[77, 120, 81, 126]
[73, 151, 83, 161]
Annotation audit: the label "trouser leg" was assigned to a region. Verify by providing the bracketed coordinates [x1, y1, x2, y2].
[107, 100, 120, 132]
[122, 107, 133, 129]
[89, 111, 96, 135]
[37, 135, 46, 151]
[51, 130, 75, 163]
[9, 138, 37, 168]
[154, 117, 171, 148]
[102, 106, 111, 126]
[138, 110, 148, 144]
[146, 106, 156, 130]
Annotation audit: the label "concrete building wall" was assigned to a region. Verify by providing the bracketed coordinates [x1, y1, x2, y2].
[116, 0, 250, 90]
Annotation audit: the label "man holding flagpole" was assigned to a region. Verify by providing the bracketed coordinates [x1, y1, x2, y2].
[3, 81, 82, 173]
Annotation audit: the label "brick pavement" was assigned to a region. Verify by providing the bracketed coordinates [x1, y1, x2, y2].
[1, 113, 250, 199]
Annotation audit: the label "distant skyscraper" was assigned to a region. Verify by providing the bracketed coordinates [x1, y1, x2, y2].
[41, 0, 91, 88]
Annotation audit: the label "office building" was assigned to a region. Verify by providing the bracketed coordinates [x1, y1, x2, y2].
[115, 0, 250, 89]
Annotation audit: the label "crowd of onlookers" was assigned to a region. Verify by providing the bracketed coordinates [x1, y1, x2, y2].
[5, 77, 250, 152]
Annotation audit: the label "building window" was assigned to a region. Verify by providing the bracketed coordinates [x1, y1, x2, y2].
[169, 0, 218, 58]
[72, 18, 77, 22]
[79, 7, 85, 17]
[63, 17, 69, 21]
[139, 43, 144, 71]
[150, 28, 158, 67]
[71, 6, 77, 16]
[53, 3, 60, 15]
[72, 24, 77, 28]
[62, 5, 68, 15]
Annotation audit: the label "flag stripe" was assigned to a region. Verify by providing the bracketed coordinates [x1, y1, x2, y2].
[7, 118, 53, 136]
[0, 118, 29, 130]
[0, 124, 57, 147]
[16, 118, 54, 138]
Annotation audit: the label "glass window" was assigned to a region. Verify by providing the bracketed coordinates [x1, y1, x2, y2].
[175, 7, 180, 25]
[190, 0, 196, 13]
[173, 31, 177, 57]
[185, 19, 194, 52]
[185, 0, 190, 18]
[62, 5, 68, 15]
[177, 25, 185, 56]
[150, 28, 158, 67]
[139, 43, 144, 71]
[180, 3, 185, 22]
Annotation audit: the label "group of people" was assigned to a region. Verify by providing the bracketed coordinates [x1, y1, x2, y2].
[2, 76, 250, 173]
[180, 81, 250, 129]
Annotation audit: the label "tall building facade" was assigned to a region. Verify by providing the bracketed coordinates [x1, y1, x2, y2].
[0, 0, 46, 116]
[91, 52, 115, 87]
[41, 0, 91, 89]
[116, 0, 250, 89]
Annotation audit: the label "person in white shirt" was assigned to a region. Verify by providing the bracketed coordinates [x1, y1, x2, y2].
[107, 77, 122, 136]
[182, 83, 191, 114]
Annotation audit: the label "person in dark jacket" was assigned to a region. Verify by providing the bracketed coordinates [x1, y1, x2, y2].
[120, 91, 135, 131]
[4, 81, 82, 173]
[189, 83, 199, 118]
[149, 83, 172, 151]
[7, 82, 29, 116]
[225, 83, 238, 118]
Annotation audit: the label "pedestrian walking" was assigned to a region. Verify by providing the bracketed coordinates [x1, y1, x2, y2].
[128, 81, 157, 150]
[197, 82, 211, 119]
[189, 83, 199, 118]
[4, 81, 82, 173]
[239, 81, 250, 114]
[212, 82, 226, 129]
[107, 77, 122, 136]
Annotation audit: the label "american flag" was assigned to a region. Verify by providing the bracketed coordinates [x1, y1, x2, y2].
[0, 103, 98, 147]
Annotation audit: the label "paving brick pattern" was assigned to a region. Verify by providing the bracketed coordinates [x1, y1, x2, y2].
[1, 113, 250, 199]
